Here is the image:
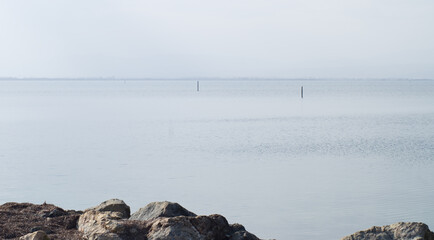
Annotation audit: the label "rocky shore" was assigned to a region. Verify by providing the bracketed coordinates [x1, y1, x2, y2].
[0, 199, 261, 240]
[1, 199, 433, 240]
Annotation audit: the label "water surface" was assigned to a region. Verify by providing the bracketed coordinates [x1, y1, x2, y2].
[1, 79, 433, 239]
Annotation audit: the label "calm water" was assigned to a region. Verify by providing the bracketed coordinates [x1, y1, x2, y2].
[1, 79, 433, 239]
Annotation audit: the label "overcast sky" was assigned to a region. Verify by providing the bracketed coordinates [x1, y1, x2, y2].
[1, 0, 433, 78]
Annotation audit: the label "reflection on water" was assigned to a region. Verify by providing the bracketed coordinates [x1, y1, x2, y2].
[0, 79, 433, 239]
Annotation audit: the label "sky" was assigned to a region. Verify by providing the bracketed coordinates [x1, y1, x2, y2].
[1, 0, 434, 79]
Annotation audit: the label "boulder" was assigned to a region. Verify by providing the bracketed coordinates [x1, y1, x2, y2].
[189, 214, 231, 239]
[87, 199, 131, 219]
[19, 230, 50, 240]
[342, 222, 434, 240]
[130, 201, 196, 221]
[146, 214, 260, 240]
[77, 210, 147, 240]
[146, 216, 203, 240]
[78, 210, 124, 240]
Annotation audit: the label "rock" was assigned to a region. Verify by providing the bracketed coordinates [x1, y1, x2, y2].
[77, 199, 132, 239]
[130, 201, 196, 221]
[19, 230, 50, 240]
[229, 223, 261, 240]
[230, 223, 246, 232]
[77, 210, 147, 240]
[146, 216, 203, 240]
[146, 214, 261, 240]
[88, 199, 131, 219]
[38, 207, 67, 218]
[78, 210, 124, 240]
[342, 222, 434, 240]
[47, 207, 68, 217]
[189, 214, 232, 239]
[230, 230, 261, 240]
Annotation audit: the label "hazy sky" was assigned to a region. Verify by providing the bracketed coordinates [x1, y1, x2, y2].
[1, 0, 433, 78]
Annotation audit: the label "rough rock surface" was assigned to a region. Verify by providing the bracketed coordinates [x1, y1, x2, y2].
[129, 201, 196, 221]
[77, 210, 147, 240]
[0, 202, 83, 239]
[146, 216, 202, 240]
[342, 222, 434, 240]
[77, 210, 124, 240]
[146, 214, 260, 240]
[86, 199, 131, 219]
[19, 231, 50, 240]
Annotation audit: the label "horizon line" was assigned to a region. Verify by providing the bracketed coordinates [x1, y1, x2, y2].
[0, 77, 433, 81]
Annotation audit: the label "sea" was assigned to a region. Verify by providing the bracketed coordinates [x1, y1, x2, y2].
[0, 79, 433, 239]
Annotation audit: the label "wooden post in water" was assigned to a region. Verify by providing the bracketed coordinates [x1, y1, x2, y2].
[197, 81, 200, 92]
[301, 86, 303, 98]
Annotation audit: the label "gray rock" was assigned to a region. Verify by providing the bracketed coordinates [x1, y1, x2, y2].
[88, 199, 131, 219]
[130, 201, 196, 221]
[342, 222, 434, 240]
[146, 214, 261, 240]
[146, 216, 203, 240]
[19, 230, 50, 240]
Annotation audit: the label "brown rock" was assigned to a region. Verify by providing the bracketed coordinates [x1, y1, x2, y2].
[189, 214, 231, 239]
